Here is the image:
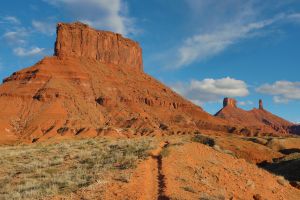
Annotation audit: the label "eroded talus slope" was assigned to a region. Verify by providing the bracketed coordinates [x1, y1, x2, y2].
[162, 142, 300, 200]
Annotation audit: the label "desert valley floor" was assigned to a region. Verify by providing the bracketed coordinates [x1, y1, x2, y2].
[1, 134, 300, 200]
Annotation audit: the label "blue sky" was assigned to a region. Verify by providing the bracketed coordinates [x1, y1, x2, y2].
[0, 0, 300, 122]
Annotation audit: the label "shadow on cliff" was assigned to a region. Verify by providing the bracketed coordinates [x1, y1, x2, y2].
[258, 153, 300, 182]
[279, 148, 300, 155]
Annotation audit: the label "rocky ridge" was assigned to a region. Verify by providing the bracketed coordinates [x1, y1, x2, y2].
[215, 98, 297, 136]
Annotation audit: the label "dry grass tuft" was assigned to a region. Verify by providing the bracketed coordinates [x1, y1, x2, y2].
[0, 137, 155, 199]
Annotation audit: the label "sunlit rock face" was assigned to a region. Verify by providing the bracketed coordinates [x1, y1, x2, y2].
[55, 22, 143, 72]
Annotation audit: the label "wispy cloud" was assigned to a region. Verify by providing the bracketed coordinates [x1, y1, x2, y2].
[32, 20, 56, 35]
[0, 16, 20, 24]
[13, 47, 45, 57]
[1, 17, 49, 58]
[256, 81, 300, 103]
[43, 0, 136, 35]
[238, 100, 253, 106]
[287, 13, 300, 21]
[2, 28, 28, 45]
[172, 77, 249, 105]
[176, 18, 277, 68]
[159, 0, 300, 69]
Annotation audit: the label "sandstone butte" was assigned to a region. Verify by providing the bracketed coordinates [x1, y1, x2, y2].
[215, 98, 300, 135]
[0, 22, 299, 144]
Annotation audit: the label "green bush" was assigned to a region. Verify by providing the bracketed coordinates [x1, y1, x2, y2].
[191, 134, 215, 147]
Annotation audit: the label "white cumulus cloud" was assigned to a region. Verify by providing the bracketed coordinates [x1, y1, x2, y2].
[256, 81, 300, 103]
[13, 47, 45, 57]
[43, 0, 135, 35]
[172, 77, 249, 104]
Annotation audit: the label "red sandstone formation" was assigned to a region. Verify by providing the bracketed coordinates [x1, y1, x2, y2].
[259, 99, 264, 110]
[0, 22, 232, 144]
[55, 22, 143, 71]
[215, 99, 295, 136]
[223, 98, 237, 108]
[0, 22, 298, 144]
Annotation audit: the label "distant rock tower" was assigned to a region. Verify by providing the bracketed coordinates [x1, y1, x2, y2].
[223, 98, 237, 108]
[259, 99, 264, 110]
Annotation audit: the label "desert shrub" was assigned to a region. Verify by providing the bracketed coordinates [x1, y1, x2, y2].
[43, 125, 55, 135]
[199, 193, 226, 200]
[240, 128, 251, 136]
[245, 137, 268, 145]
[159, 123, 168, 131]
[160, 147, 170, 157]
[277, 176, 288, 186]
[191, 134, 215, 147]
[173, 115, 186, 123]
[57, 127, 69, 134]
[213, 145, 236, 158]
[0, 137, 155, 199]
[181, 186, 196, 193]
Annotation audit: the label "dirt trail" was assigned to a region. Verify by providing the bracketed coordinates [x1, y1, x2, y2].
[63, 141, 170, 200]
[150, 141, 170, 200]
[102, 141, 170, 200]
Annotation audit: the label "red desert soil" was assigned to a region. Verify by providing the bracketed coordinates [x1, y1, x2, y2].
[213, 136, 283, 164]
[162, 142, 300, 200]
[49, 138, 300, 200]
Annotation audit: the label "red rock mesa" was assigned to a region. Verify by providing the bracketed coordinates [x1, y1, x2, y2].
[55, 22, 143, 71]
[0, 22, 232, 144]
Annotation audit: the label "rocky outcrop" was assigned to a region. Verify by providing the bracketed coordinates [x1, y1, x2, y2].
[216, 98, 294, 136]
[223, 98, 237, 108]
[55, 22, 143, 71]
[259, 99, 264, 110]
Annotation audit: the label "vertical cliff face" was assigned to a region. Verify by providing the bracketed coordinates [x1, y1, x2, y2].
[54, 22, 143, 71]
[223, 98, 237, 108]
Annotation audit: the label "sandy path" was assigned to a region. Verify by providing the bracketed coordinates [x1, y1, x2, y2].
[60, 141, 168, 200]
[101, 141, 169, 200]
